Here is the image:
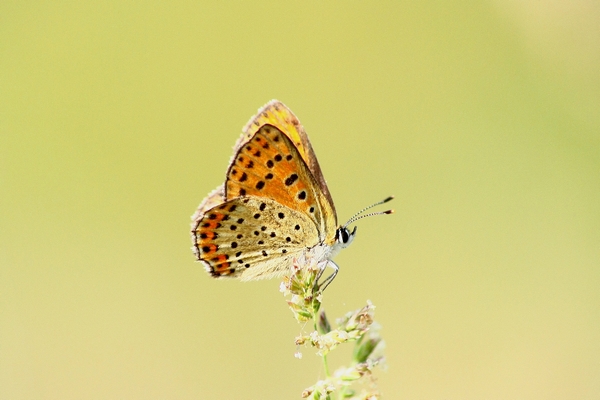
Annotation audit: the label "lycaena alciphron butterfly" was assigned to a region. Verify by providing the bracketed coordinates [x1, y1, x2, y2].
[191, 100, 393, 290]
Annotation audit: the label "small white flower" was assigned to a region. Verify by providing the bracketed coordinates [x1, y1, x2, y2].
[279, 281, 289, 294]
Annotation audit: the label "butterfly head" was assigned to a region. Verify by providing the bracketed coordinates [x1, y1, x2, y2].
[334, 225, 357, 249]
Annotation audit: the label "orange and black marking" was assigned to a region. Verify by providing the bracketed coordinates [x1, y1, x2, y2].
[224, 124, 323, 233]
[195, 211, 236, 277]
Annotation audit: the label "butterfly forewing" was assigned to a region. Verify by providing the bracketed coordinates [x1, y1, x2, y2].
[193, 197, 317, 280]
[225, 124, 335, 241]
[239, 100, 337, 216]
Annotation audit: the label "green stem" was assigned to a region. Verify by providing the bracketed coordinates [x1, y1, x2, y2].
[312, 303, 331, 379]
[322, 353, 330, 378]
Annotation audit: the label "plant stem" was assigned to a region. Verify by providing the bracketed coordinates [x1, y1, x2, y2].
[322, 353, 330, 378]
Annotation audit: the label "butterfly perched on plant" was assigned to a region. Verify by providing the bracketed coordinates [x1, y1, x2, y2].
[191, 100, 392, 290]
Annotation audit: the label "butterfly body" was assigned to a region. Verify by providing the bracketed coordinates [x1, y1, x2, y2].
[191, 100, 384, 286]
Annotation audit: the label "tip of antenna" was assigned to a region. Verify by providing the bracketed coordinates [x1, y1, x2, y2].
[383, 195, 394, 203]
[384, 209, 394, 214]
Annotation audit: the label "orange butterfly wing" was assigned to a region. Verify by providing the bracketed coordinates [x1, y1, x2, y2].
[234, 100, 337, 218]
[225, 124, 335, 239]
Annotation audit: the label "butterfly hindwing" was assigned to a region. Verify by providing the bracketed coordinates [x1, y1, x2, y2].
[192, 197, 318, 280]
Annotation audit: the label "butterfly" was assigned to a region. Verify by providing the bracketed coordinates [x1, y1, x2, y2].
[191, 100, 393, 290]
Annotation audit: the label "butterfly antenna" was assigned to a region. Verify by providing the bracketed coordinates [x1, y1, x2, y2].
[343, 196, 394, 228]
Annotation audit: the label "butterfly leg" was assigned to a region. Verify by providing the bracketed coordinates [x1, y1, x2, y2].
[316, 260, 339, 292]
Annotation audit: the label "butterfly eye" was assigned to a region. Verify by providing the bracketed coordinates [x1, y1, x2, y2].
[340, 228, 349, 243]
[336, 226, 355, 245]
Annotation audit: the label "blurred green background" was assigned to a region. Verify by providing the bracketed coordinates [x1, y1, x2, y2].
[1, 2, 599, 399]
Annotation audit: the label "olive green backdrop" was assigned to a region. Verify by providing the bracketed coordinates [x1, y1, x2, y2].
[1, 2, 599, 399]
